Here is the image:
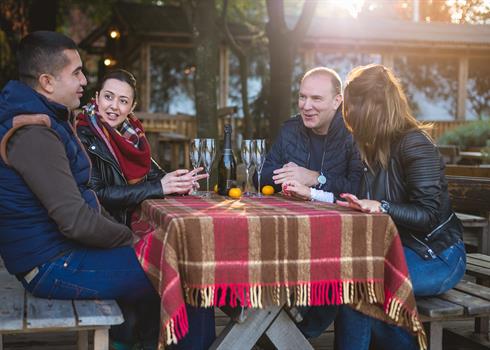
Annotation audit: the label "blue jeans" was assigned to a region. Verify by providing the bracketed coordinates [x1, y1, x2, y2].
[334, 241, 466, 349]
[18, 246, 215, 350]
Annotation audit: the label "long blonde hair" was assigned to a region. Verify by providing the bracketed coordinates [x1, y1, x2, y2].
[343, 64, 432, 170]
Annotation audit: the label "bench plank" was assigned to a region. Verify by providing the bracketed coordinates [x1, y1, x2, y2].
[438, 289, 490, 316]
[417, 297, 464, 318]
[0, 289, 25, 332]
[454, 280, 490, 301]
[465, 264, 490, 280]
[468, 253, 490, 262]
[74, 300, 124, 326]
[26, 294, 76, 329]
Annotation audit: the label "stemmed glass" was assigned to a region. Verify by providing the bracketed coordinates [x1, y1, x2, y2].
[189, 138, 202, 195]
[201, 138, 216, 196]
[241, 139, 254, 196]
[252, 139, 266, 197]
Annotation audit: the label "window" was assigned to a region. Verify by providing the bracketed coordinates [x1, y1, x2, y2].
[394, 55, 458, 120]
[150, 46, 195, 114]
[467, 57, 490, 120]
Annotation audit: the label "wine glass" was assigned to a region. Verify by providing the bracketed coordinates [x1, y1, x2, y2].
[201, 138, 216, 196]
[241, 139, 254, 196]
[189, 139, 202, 195]
[252, 139, 266, 197]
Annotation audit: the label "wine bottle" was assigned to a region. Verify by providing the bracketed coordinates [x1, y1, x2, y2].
[217, 124, 237, 195]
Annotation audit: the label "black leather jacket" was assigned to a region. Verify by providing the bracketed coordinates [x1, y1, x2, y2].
[77, 125, 165, 226]
[361, 130, 463, 259]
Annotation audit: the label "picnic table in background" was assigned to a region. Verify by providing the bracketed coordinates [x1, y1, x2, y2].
[131, 195, 427, 350]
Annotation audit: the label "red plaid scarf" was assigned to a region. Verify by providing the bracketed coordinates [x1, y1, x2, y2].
[77, 100, 151, 184]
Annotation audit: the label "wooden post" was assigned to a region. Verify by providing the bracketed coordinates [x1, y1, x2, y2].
[0, 334, 3, 350]
[77, 330, 89, 350]
[219, 46, 229, 109]
[304, 49, 315, 70]
[382, 52, 394, 69]
[457, 56, 468, 121]
[93, 328, 109, 350]
[428, 321, 443, 350]
[140, 43, 151, 112]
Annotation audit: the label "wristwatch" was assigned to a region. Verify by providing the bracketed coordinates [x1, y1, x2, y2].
[379, 200, 390, 214]
[317, 172, 327, 185]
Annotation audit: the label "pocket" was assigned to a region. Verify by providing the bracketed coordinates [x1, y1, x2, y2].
[437, 256, 466, 295]
[48, 279, 99, 299]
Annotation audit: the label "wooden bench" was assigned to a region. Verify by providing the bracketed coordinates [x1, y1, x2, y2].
[417, 280, 490, 350]
[447, 176, 490, 254]
[438, 145, 461, 165]
[445, 164, 490, 178]
[0, 271, 124, 350]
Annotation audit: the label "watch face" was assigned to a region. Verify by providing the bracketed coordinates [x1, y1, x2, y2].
[318, 174, 326, 185]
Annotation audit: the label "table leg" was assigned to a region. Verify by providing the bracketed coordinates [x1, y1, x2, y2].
[265, 308, 313, 350]
[210, 306, 282, 350]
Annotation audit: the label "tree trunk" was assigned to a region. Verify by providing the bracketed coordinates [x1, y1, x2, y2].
[266, 0, 317, 142]
[29, 0, 58, 32]
[267, 21, 294, 142]
[187, 0, 219, 138]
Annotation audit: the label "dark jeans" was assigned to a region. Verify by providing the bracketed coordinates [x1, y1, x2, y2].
[334, 241, 466, 350]
[19, 246, 215, 350]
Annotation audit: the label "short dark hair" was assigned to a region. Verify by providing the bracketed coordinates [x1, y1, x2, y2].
[17, 31, 78, 88]
[100, 69, 138, 105]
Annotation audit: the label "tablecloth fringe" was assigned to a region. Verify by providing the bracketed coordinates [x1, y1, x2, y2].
[386, 296, 427, 350]
[164, 282, 426, 350]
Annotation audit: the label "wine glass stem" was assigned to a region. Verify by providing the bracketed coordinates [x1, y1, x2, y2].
[257, 171, 261, 195]
[245, 168, 250, 192]
[206, 174, 210, 193]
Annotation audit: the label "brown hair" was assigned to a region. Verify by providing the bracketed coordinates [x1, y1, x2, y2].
[343, 64, 432, 169]
[100, 69, 137, 106]
[302, 67, 342, 96]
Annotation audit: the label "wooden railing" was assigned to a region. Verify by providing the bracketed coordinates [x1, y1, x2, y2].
[429, 120, 470, 141]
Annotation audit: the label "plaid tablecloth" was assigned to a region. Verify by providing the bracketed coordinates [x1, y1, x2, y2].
[131, 195, 426, 349]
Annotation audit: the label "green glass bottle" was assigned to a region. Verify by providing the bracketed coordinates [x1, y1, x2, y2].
[217, 124, 237, 195]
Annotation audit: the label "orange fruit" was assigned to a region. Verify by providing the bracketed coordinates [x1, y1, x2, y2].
[228, 187, 242, 199]
[213, 184, 218, 193]
[261, 185, 274, 195]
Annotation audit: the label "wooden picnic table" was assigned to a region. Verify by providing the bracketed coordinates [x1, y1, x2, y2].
[130, 195, 427, 350]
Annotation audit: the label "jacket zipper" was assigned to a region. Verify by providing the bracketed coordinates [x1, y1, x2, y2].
[427, 213, 454, 239]
[87, 146, 127, 184]
[410, 233, 437, 259]
[387, 158, 436, 258]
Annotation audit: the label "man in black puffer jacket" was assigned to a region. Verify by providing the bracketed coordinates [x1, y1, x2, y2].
[253, 67, 363, 339]
[256, 67, 362, 202]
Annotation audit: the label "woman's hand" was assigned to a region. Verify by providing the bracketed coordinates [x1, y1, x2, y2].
[282, 180, 311, 200]
[161, 167, 208, 195]
[336, 193, 382, 213]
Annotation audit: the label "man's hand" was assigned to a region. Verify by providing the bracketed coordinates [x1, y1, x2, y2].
[161, 167, 208, 195]
[272, 162, 319, 187]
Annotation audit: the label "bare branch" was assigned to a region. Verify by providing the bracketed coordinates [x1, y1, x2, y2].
[291, 0, 317, 41]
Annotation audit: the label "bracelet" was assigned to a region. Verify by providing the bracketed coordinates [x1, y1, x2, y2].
[310, 188, 334, 203]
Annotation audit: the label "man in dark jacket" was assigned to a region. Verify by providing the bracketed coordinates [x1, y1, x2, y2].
[257, 67, 362, 201]
[0, 31, 214, 350]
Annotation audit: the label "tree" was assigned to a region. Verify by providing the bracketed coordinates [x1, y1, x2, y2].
[265, 0, 317, 142]
[181, 0, 219, 138]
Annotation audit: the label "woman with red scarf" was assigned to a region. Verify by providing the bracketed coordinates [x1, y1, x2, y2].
[77, 69, 207, 226]
[76, 69, 214, 350]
